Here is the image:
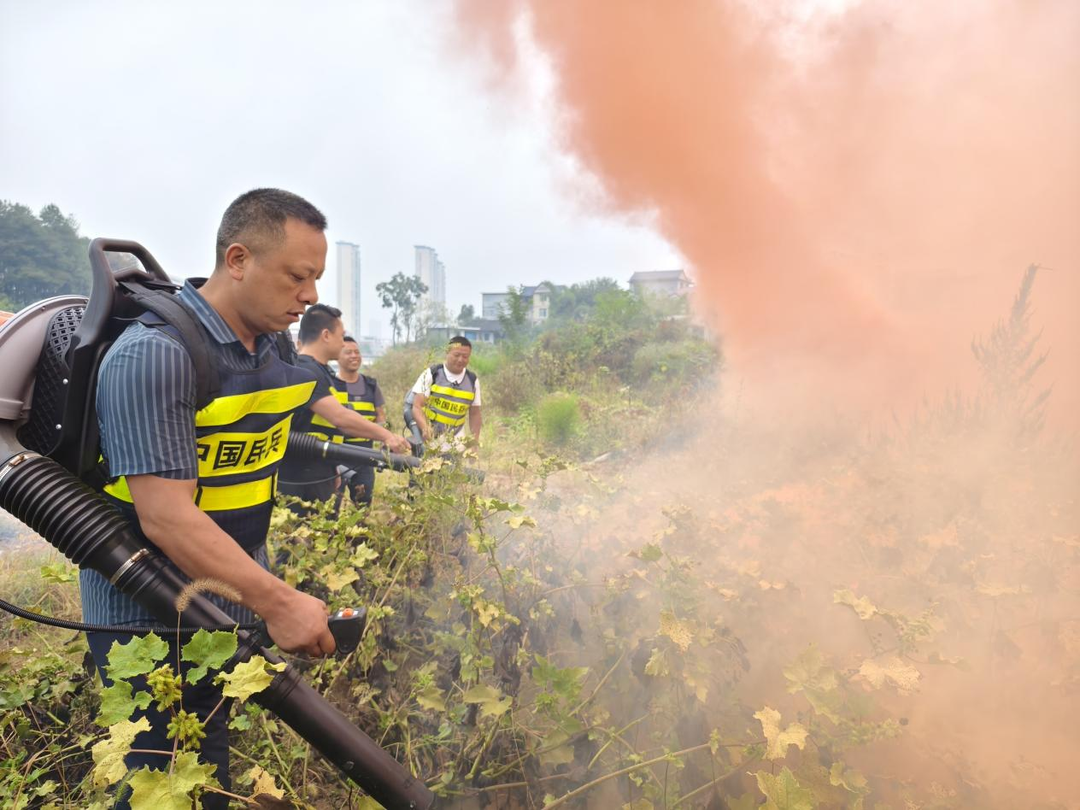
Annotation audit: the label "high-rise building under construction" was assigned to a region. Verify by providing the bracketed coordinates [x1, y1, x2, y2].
[414, 245, 446, 310]
[336, 241, 361, 338]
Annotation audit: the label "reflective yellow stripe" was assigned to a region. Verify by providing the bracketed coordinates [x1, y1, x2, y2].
[425, 408, 465, 427]
[195, 417, 291, 478]
[308, 431, 345, 443]
[105, 475, 275, 512]
[310, 388, 349, 429]
[196, 382, 315, 428]
[428, 396, 470, 417]
[349, 401, 376, 421]
[430, 384, 474, 401]
[196, 477, 275, 511]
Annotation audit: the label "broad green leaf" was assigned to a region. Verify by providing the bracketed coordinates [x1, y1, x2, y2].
[644, 648, 669, 678]
[506, 514, 538, 529]
[215, 656, 286, 700]
[728, 794, 760, 810]
[91, 716, 151, 787]
[350, 542, 379, 567]
[754, 767, 815, 810]
[830, 762, 870, 807]
[538, 730, 575, 767]
[462, 684, 511, 718]
[246, 765, 285, 799]
[96, 680, 152, 727]
[106, 634, 169, 681]
[784, 645, 842, 722]
[40, 562, 76, 584]
[784, 645, 838, 695]
[323, 565, 360, 591]
[182, 629, 238, 685]
[857, 657, 920, 694]
[127, 751, 218, 810]
[754, 707, 809, 760]
[417, 686, 447, 712]
[632, 543, 664, 563]
[833, 589, 878, 621]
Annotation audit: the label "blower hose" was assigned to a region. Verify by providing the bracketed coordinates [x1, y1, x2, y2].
[0, 436, 435, 810]
[0, 596, 257, 634]
[287, 431, 485, 483]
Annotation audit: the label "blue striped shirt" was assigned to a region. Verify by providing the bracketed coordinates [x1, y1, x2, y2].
[80, 281, 292, 627]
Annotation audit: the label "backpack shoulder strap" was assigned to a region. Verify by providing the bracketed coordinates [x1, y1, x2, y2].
[465, 369, 477, 387]
[119, 282, 220, 410]
[274, 330, 298, 365]
[429, 363, 443, 380]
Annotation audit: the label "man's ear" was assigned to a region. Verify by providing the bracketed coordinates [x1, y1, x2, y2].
[223, 243, 250, 280]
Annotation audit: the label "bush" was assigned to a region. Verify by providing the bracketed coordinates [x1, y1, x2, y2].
[631, 338, 719, 397]
[536, 392, 581, 445]
[367, 344, 439, 421]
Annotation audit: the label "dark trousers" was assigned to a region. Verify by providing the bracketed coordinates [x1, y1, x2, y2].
[345, 465, 375, 508]
[87, 631, 233, 810]
[279, 476, 339, 518]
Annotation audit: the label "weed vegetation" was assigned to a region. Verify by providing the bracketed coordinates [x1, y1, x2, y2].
[0, 273, 1075, 808]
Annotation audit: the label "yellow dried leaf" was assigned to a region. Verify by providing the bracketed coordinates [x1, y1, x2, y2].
[659, 610, 694, 652]
[857, 657, 921, 694]
[753, 707, 808, 760]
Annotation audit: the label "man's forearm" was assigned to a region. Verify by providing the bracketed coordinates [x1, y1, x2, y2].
[132, 486, 287, 616]
[412, 397, 432, 437]
[469, 407, 482, 443]
[312, 398, 396, 443]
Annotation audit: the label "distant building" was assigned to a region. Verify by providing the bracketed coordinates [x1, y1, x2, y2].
[336, 241, 362, 337]
[355, 336, 391, 363]
[425, 319, 504, 346]
[523, 283, 554, 324]
[629, 269, 693, 298]
[481, 283, 559, 325]
[482, 291, 511, 321]
[414, 245, 446, 308]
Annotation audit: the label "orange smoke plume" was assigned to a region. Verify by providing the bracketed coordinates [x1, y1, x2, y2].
[453, 0, 1079, 424]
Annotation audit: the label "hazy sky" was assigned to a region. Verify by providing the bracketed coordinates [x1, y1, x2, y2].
[0, 1, 680, 337]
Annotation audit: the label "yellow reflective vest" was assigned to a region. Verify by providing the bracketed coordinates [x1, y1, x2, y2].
[104, 349, 316, 551]
[423, 365, 476, 435]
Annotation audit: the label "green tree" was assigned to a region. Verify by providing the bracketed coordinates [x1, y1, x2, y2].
[498, 286, 531, 345]
[547, 277, 621, 323]
[375, 272, 428, 344]
[971, 264, 1051, 436]
[457, 303, 478, 326]
[0, 201, 91, 310]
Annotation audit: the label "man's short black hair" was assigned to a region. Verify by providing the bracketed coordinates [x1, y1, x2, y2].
[298, 304, 342, 345]
[342, 335, 358, 345]
[216, 188, 327, 267]
[449, 336, 472, 349]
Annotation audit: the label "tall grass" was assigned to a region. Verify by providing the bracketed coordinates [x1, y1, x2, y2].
[536, 393, 581, 446]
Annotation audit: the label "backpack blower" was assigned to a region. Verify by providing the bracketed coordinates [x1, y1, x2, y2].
[0, 239, 435, 810]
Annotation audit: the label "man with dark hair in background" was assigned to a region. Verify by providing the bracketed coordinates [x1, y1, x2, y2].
[82, 188, 339, 807]
[336, 335, 387, 507]
[279, 305, 408, 506]
[409, 335, 483, 448]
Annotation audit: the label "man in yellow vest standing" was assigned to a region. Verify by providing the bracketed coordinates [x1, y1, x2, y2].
[83, 189, 341, 807]
[409, 336, 482, 449]
[278, 306, 408, 507]
[336, 336, 387, 506]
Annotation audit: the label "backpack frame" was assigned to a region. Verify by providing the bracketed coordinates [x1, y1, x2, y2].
[17, 238, 223, 485]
